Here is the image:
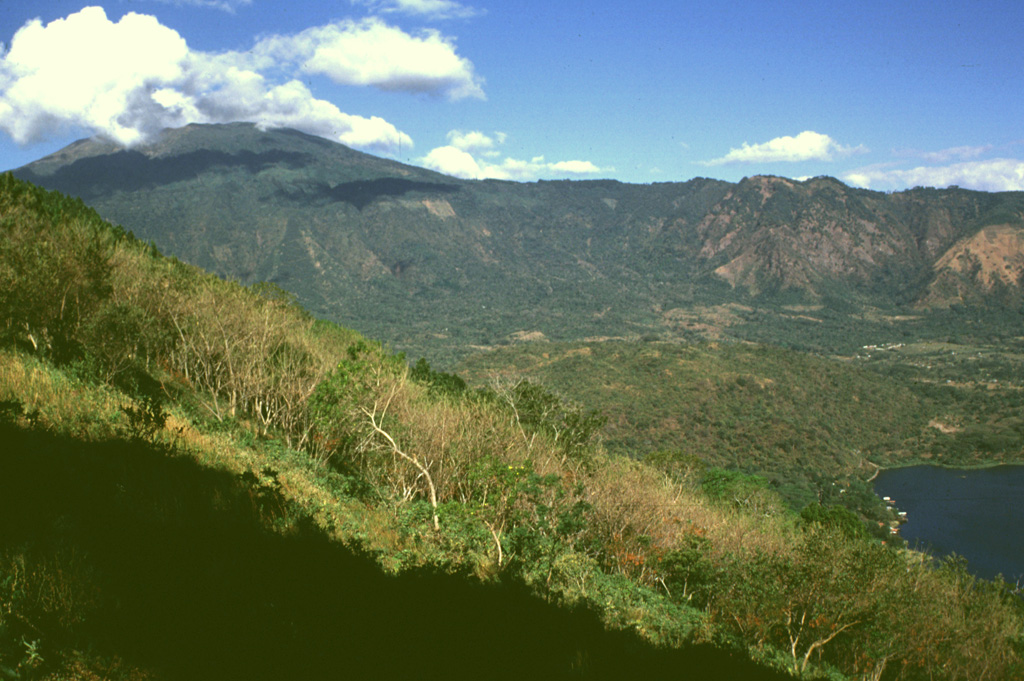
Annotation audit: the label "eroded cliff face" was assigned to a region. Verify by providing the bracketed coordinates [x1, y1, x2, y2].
[921, 223, 1024, 306]
[691, 176, 1017, 299]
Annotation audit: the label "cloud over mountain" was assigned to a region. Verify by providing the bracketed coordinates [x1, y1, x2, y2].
[904, 144, 994, 164]
[703, 131, 866, 166]
[0, 7, 481, 152]
[419, 130, 603, 180]
[844, 158, 1024, 192]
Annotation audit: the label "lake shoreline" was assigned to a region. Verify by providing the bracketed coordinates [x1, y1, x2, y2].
[867, 458, 1024, 478]
[873, 464, 1024, 582]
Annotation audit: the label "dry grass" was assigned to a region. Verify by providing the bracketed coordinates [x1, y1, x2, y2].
[0, 350, 127, 440]
[583, 453, 797, 583]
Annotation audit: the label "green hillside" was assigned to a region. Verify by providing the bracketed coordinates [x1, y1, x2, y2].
[458, 342, 917, 502]
[456, 340, 1024, 513]
[1, 173, 1022, 680]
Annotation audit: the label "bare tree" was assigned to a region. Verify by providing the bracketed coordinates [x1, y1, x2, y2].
[362, 380, 440, 532]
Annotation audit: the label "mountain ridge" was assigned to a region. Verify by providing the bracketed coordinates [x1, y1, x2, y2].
[14, 122, 1024, 362]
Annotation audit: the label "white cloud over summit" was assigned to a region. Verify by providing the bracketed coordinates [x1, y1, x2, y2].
[844, 158, 1024, 192]
[0, 7, 482, 152]
[419, 130, 603, 180]
[420, 146, 482, 178]
[703, 131, 866, 166]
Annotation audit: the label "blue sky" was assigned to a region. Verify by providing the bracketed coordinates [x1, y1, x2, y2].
[1, 0, 1022, 190]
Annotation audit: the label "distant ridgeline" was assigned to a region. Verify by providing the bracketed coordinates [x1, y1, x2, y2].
[2, 172, 1023, 680]
[13, 122, 1024, 364]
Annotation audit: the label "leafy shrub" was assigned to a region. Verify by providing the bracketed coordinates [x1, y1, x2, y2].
[799, 504, 868, 540]
[409, 357, 468, 397]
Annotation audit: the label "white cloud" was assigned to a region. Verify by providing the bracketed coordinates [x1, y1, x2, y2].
[255, 18, 484, 99]
[352, 0, 481, 19]
[446, 129, 504, 152]
[844, 158, 1024, 192]
[419, 131, 605, 180]
[703, 130, 866, 166]
[145, 0, 253, 12]
[549, 160, 602, 174]
[896, 144, 993, 164]
[0, 7, 461, 153]
[0, 8, 191, 147]
[420, 145, 482, 177]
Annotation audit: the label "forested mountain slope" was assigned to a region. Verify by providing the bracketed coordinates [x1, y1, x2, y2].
[14, 123, 1024, 364]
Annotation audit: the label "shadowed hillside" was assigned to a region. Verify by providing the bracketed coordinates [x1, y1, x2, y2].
[0, 424, 786, 681]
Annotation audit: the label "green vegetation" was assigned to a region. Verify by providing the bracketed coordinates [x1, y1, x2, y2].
[850, 339, 1024, 464]
[456, 338, 1024, 516]
[1, 173, 1022, 679]
[17, 124, 1024, 367]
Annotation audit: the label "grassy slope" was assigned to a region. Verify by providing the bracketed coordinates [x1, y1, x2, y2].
[1, 174, 1022, 680]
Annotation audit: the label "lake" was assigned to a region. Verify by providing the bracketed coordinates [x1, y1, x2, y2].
[873, 464, 1024, 582]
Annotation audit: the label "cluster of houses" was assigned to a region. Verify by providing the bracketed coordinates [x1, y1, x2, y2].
[880, 495, 908, 534]
[855, 342, 906, 361]
[861, 343, 905, 351]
